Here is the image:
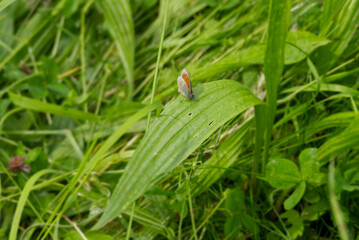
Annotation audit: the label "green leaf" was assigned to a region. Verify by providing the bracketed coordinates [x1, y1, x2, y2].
[303, 190, 321, 204]
[15, 142, 25, 157]
[281, 209, 304, 239]
[52, 0, 85, 17]
[239, 213, 259, 235]
[265, 158, 301, 189]
[284, 181, 306, 210]
[93, 80, 262, 229]
[9, 169, 57, 240]
[345, 168, 359, 184]
[26, 148, 42, 163]
[282, 82, 359, 96]
[225, 187, 245, 213]
[302, 199, 330, 221]
[318, 118, 359, 164]
[201, 0, 238, 10]
[303, 112, 355, 140]
[122, 206, 168, 236]
[0, 0, 16, 12]
[316, 0, 359, 73]
[64, 231, 113, 240]
[0, 14, 55, 70]
[47, 83, 70, 98]
[9, 92, 99, 122]
[98, 0, 134, 99]
[342, 184, 359, 192]
[82, 102, 162, 174]
[28, 75, 48, 99]
[263, 0, 290, 162]
[0, 98, 11, 118]
[299, 148, 321, 185]
[38, 102, 163, 238]
[193, 31, 328, 81]
[224, 214, 242, 239]
[284, 31, 330, 64]
[30, 150, 48, 172]
[189, 121, 250, 196]
[40, 56, 58, 83]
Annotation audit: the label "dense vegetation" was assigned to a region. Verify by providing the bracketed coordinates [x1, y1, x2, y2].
[1, 0, 359, 239]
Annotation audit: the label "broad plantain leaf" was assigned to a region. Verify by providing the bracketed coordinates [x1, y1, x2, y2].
[93, 80, 262, 228]
[189, 120, 250, 196]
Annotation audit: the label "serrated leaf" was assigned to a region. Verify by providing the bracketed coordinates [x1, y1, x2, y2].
[93, 80, 262, 228]
[281, 209, 304, 239]
[284, 181, 306, 210]
[265, 158, 301, 189]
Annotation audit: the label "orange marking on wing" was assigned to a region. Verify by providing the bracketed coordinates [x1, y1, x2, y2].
[182, 73, 192, 89]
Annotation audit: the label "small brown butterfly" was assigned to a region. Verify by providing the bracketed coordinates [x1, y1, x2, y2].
[177, 69, 194, 99]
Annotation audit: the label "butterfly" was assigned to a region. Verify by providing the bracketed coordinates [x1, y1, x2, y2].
[177, 68, 194, 99]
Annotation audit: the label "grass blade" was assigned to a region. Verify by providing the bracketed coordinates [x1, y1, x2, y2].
[0, 0, 16, 13]
[9, 92, 99, 122]
[146, 0, 169, 132]
[316, 0, 359, 73]
[192, 31, 328, 82]
[98, 0, 134, 99]
[328, 159, 349, 240]
[38, 102, 162, 239]
[9, 169, 57, 240]
[318, 118, 359, 164]
[263, 0, 291, 161]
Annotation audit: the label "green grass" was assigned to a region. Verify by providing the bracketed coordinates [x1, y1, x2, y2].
[1, 0, 359, 239]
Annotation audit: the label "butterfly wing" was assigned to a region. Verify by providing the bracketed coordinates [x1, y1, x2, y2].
[177, 76, 193, 99]
[177, 69, 194, 99]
